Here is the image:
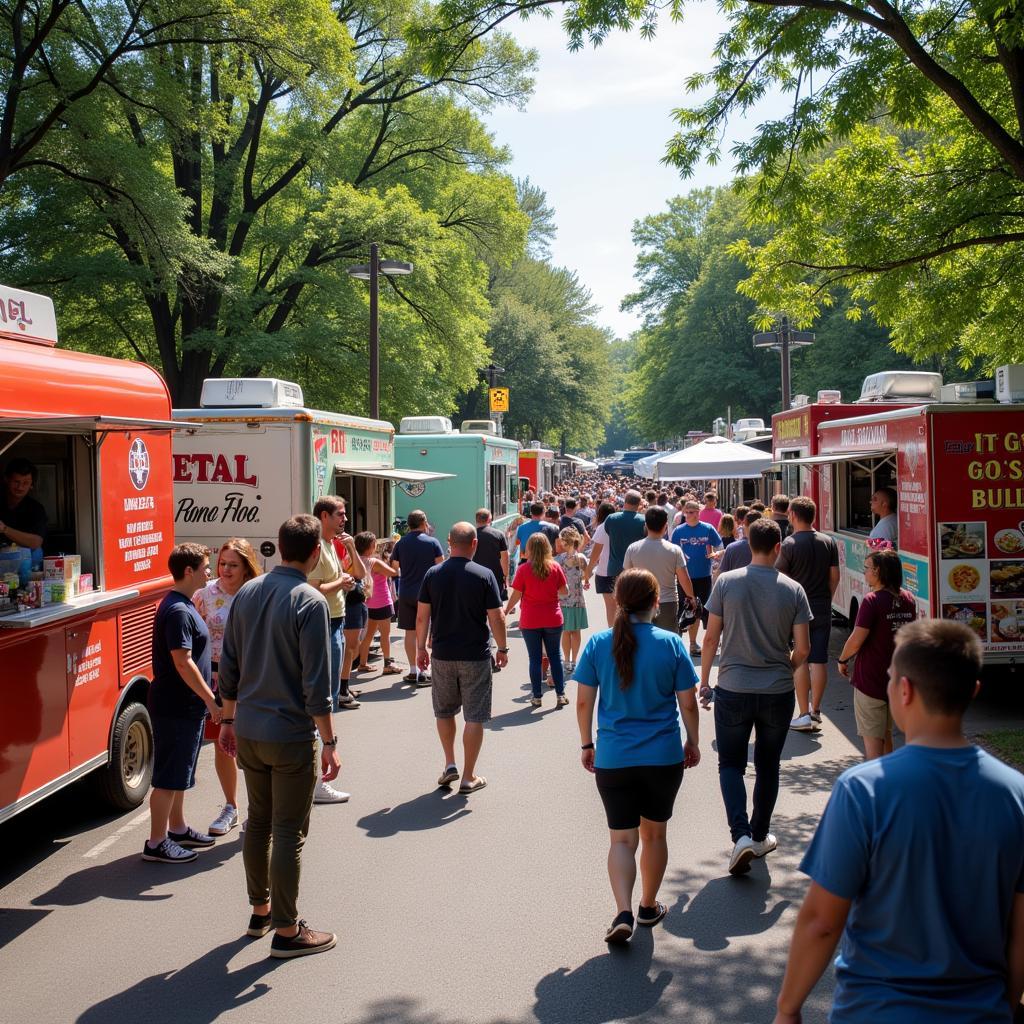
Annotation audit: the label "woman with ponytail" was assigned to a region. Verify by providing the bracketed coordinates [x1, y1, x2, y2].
[574, 568, 701, 944]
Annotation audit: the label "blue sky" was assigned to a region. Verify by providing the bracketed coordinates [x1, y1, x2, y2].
[484, 6, 783, 340]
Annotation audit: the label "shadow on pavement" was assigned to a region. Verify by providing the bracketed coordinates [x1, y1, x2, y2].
[487, 703, 564, 732]
[32, 836, 241, 907]
[778, 755, 861, 799]
[0, 907, 51, 951]
[75, 936, 280, 1024]
[355, 680, 420, 703]
[356, 790, 471, 837]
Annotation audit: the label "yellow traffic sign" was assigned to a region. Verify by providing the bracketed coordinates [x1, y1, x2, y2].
[489, 387, 509, 412]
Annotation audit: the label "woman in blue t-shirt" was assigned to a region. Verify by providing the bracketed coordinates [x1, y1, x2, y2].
[575, 568, 702, 944]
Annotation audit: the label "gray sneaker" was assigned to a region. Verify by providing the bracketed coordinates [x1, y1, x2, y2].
[208, 804, 238, 836]
[790, 713, 815, 732]
[313, 781, 350, 804]
[728, 836, 756, 875]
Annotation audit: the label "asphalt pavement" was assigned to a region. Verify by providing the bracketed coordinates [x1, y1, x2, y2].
[2, 585, 1022, 1024]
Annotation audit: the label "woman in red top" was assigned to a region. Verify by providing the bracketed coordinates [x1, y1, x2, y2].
[506, 533, 569, 708]
[836, 548, 916, 760]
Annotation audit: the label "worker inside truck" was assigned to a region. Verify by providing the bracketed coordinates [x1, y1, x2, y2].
[835, 453, 898, 540]
[0, 457, 47, 549]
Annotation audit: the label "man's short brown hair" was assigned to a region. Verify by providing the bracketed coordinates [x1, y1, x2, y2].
[789, 496, 816, 525]
[475, 508, 491, 524]
[313, 495, 345, 519]
[168, 543, 208, 581]
[624, 490, 642, 507]
[748, 517, 782, 554]
[279, 514, 321, 563]
[772, 494, 790, 514]
[891, 619, 982, 717]
[407, 509, 427, 530]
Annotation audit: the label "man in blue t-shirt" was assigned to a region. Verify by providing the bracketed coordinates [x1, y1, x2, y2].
[773, 619, 1024, 1024]
[513, 501, 548, 559]
[145, 543, 220, 864]
[391, 509, 445, 685]
[670, 499, 722, 654]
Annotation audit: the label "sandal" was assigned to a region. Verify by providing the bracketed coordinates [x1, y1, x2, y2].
[458, 776, 487, 794]
[437, 765, 460, 786]
[530, 697, 543, 708]
[382, 660, 402, 675]
[637, 902, 668, 927]
[403, 673, 419, 683]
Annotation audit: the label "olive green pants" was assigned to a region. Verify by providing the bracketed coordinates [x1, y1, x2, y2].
[236, 736, 317, 929]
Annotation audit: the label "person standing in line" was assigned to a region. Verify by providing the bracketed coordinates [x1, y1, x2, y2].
[731, 505, 750, 540]
[577, 494, 595, 529]
[390, 509, 444, 686]
[772, 620, 1024, 1024]
[699, 518, 811, 876]
[575, 569, 701, 944]
[541, 505, 563, 545]
[556, 527, 589, 673]
[416, 522, 508, 794]
[218, 515, 340, 959]
[836, 549, 916, 760]
[717, 514, 737, 549]
[193, 538, 262, 837]
[584, 500, 619, 628]
[868, 486, 898, 544]
[354, 532, 402, 676]
[473, 508, 510, 600]
[506, 533, 569, 708]
[670, 500, 723, 656]
[559, 497, 591, 545]
[699, 491, 723, 530]
[716, 509, 761, 574]
[334, 520, 368, 688]
[776, 496, 840, 734]
[512, 501, 548, 561]
[770, 494, 793, 540]
[623, 506, 695, 632]
[144, 543, 220, 863]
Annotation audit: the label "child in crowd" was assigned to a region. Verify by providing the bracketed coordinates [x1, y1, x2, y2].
[556, 527, 589, 673]
[356, 532, 402, 675]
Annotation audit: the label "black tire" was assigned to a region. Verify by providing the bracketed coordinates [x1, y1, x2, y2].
[98, 701, 154, 811]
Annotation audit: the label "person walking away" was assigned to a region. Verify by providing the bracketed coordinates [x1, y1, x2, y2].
[716, 509, 761, 574]
[556, 528, 589, 672]
[718, 514, 737, 548]
[144, 543, 220, 863]
[559, 497, 591, 546]
[193, 538, 262, 836]
[584, 500, 619, 627]
[835, 548, 916, 760]
[506, 533, 569, 707]
[868, 486, 898, 544]
[218, 515, 341, 958]
[575, 569, 701, 943]
[390, 509, 444, 686]
[354, 532, 402, 676]
[731, 505, 749, 540]
[699, 518, 811, 876]
[623, 506, 695, 632]
[670, 500, 723, 656]
[770, 495, 792, 540]
[416, 522, 508, 794]
[775, 496, 840, 734]
[773, 620, 1024, 1024]
[473, 508, 510, 600]
[699, 491, 723, 530]
[512, 501, 547, 562]
[601, 488, 647, 613]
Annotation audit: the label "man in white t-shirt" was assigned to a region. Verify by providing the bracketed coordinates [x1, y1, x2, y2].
[868, 487, 898, 544]
[623, 507, 695, 631]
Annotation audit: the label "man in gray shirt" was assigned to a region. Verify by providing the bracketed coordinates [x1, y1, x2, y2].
[218, 514, 340, 960]
[623, 506, 694, 631]
[700, 518, 811, 877]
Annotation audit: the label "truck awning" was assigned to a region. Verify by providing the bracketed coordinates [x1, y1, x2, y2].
[0, 415, 198, 434]
[335, 466, 454, 483]
[768, 449, 892, 469]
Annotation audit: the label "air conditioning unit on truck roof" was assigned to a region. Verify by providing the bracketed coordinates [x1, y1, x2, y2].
[857, 371, 942, 404]
[200, 378, 304, 408]
[399, 416, 453, 434]
[460, 420, 498, 434]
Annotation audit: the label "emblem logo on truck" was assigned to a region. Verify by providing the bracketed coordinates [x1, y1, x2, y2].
[399, 481, 426, 497]
[128, 438, 151, 491]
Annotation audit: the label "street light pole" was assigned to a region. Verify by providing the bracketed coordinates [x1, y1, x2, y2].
[780, 315, 791, 412]
[753, 315, 814, 414]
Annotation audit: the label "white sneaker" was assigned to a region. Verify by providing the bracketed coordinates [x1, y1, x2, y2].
[728, 836, 756, 875]
[313, 781, 350, 804]
[790, 713, 816, 732]
[751, 833, 778, 858]
[208, 803, 238, 836]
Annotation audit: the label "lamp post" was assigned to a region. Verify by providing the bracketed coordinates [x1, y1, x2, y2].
[346, 243, 414, 419]
[753, 315, 815, 411]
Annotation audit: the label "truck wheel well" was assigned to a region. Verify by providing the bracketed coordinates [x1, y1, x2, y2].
[109, 676, 150, 760]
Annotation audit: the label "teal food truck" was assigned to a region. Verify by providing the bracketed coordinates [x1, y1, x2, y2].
[173, 379, 450, 567]
[393, 417, 520, 543]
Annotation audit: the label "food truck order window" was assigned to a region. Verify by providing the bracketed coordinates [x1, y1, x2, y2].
[489, 463, 507, 519]
[838, 454, 896, 534]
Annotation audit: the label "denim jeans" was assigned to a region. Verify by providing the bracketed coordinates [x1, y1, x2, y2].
[713, 686, 795, 842]
[522, 626, 564, 697]
[329, 616, 345, 710]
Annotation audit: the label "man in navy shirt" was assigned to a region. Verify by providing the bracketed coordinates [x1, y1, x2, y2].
[774, 619, 1024, 1024]
[145, 543, 220, 863]
[417, 522, 507, 794]
[391, 509, 444, 685]
[670, 499, 722, 655]
[603, 490, 647, 583]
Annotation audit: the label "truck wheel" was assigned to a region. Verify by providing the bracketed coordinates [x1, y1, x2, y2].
[98, 702, 154, 811]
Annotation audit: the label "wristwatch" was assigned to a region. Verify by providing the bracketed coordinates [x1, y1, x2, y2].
[322, 737, 338, 748]
[497, 647, 510, 653]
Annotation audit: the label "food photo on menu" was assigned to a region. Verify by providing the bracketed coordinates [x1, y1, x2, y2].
[941, 603, 988, 641]
[939, 522, 987, 560]
[993, 526, 1024, 556]
[990, 561, 1024, 599]
[991, 601, 1024, 643]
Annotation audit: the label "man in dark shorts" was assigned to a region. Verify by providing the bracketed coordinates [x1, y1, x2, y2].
[472, 508, 509, 599]
[776, 496, 839, 733]
[417, 522, 508, 793]
[144, 543, 220, 864]
[0, 456, 47, 549]
[391, 509, 444, 685]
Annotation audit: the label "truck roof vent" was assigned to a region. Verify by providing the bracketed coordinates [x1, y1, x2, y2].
[857, 371, 942, 404]
[200, 378, 304, 408]
[791, 394, 810, 407]
[399, 416, 453, 434]
[996, 365, 1024, 404]
[460, 419, 498, 435]
[941, 380, 996, 404]
[817, 389, 842, 404]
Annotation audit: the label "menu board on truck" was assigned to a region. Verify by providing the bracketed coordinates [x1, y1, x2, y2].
[931, 411, 1024, 655]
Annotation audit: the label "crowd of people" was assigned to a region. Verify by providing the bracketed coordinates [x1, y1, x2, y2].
[139, 470, 1024, 1023]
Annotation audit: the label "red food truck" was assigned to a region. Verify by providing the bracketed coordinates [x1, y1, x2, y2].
[519, 446, 554, 496]
[792, 376, 1024, 665]
[0, 285, 186, 823]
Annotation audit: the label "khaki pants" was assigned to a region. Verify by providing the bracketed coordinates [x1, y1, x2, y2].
[655, 602, 678, 632]
[236, 736, 317, 929]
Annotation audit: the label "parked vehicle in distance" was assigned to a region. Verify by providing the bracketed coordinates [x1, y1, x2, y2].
[605, 449, 659, 477]
[731, 418, 766, 442]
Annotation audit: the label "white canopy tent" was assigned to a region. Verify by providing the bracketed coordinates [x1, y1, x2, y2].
[633, 436, 774, 481]
[560, 453, 599, 471]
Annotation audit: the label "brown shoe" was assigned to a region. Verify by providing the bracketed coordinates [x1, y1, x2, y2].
[269, 920, 337, 959]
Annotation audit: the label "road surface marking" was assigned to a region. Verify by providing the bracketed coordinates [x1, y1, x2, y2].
[83, 810, 150, 859]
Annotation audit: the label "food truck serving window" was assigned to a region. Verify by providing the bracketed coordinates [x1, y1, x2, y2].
[489, 463, 507, 519]
[837, 453, 897, 534]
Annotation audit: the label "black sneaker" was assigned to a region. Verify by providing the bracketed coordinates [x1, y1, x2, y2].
[269, 920, 337, 959]
[604, 910, 634, 944]
[141, 838, 198, 863]
[247, 912, 273, 938]
[167, 826, 216, 849]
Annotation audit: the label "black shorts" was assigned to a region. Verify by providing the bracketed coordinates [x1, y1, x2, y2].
[397, 595, 419, 630]
[368, 605, 394, 621]
[345, 602, 368, 630]
[594, 761, 685, 830]
[595, 573, 617, 595]
[151, 714, 205, 791]
[808, 620, 831, 664]
[679, 576, 712, 627]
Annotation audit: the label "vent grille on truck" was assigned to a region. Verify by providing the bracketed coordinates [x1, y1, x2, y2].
[119, 603, 156, 678]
